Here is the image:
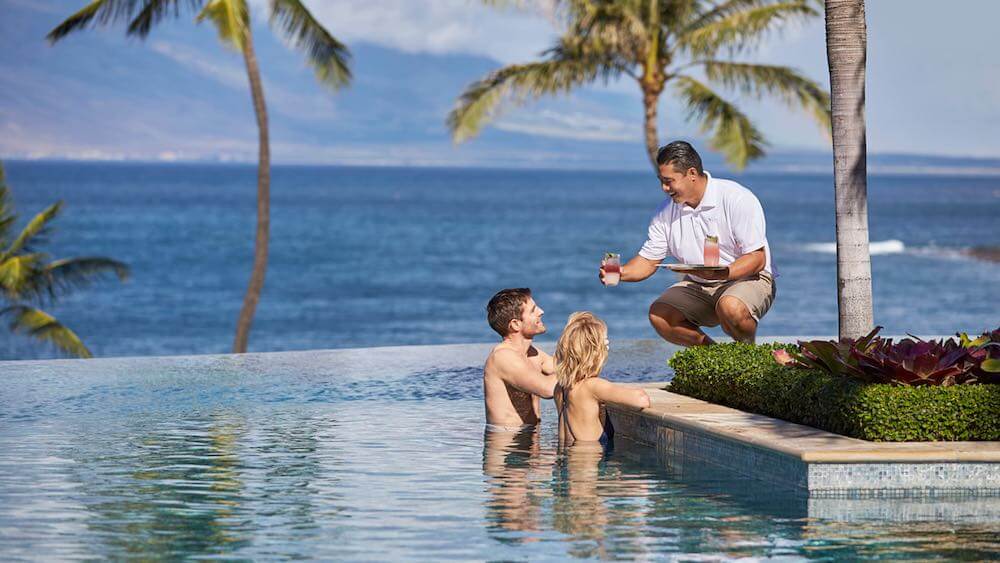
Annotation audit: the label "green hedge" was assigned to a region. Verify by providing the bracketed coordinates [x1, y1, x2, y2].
[668, 343, 1000, 442]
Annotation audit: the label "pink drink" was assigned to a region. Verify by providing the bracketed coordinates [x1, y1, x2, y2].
[603, 253, 621, 286]
[703, 235, 720, 266]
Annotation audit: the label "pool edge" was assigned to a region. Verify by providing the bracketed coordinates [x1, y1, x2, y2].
[608, 384, 1000, 495]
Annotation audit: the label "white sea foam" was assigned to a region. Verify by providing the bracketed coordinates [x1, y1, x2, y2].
[799, 241, 998, 263]
[802, 239, 906, 255]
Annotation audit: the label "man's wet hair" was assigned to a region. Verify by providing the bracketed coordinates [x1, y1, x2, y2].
[487, 288, 532, 337]
[656, 141, 704, 175]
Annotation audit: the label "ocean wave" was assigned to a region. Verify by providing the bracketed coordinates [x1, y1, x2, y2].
[799, 241, 1000, 263]
[802, 240, 906, 255]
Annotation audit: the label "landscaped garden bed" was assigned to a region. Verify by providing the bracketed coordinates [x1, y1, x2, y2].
[668, 329, 1000, 442]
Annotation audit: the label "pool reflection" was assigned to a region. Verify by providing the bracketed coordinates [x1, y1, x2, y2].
[482, 427, 552, 544]
[64, 409, 344, 559]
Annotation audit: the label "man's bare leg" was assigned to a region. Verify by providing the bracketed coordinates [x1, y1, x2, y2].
[648, 302, 715, 346]
[716, 296, 757, 343]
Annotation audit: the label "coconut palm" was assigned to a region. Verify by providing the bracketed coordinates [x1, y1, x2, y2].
[0, 162, 129, 358]
[451, 0, 830, 170]
[48, 0, 351, 353]
[824, 0, 872, 339]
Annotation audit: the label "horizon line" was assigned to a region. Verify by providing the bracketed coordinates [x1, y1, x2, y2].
[6, 152, 1000, 178]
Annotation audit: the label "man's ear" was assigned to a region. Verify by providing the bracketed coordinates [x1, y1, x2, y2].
[508, 318, 521, 334]
[686, 167, 699, 179]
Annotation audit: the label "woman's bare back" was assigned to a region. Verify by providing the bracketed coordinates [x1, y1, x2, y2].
[555, 379, 606, 445]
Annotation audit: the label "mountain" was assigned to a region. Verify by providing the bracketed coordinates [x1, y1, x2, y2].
[4, 0, 1000, 174]
[1, 0, 665, 169]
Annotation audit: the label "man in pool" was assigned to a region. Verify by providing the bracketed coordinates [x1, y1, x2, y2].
[600, 141, 776, 346]
[483, 288, 557, 430]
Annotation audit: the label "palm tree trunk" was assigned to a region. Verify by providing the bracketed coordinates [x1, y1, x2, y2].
[233, 28, 270, 353]
[642, 0, 662, 173]
[642, 88, 661, 172]
[825, 0, 873, 340]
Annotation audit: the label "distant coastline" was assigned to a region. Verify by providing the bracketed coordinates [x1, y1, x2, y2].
[965, 247, 1000, 263]
[6, 151, 1000, 177]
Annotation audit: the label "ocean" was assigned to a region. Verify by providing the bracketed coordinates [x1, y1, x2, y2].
[1, 161, 997, 360]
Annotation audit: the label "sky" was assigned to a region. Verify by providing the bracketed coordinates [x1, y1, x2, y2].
[2, 0, 1000, 170]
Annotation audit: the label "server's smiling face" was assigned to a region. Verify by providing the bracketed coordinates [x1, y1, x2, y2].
[658, 162, 699, 207]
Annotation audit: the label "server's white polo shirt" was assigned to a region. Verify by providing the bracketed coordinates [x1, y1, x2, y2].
[638, 171, 773, 284]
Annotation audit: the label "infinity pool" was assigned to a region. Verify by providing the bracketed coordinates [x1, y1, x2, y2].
[2, 342, 999, 560]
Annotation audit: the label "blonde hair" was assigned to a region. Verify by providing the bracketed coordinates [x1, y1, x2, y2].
[555, 312, 608, 389]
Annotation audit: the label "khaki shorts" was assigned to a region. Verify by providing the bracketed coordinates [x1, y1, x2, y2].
[654, 272, 776, 327]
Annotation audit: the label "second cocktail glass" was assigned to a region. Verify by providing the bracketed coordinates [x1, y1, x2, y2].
[703, 235, 720, 266]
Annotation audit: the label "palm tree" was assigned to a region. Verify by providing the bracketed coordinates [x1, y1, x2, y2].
[824, 0, 873, 339]
[47, 0, 351, 353]
[0, 162, 129, 358]
[450, 0, 831, 170]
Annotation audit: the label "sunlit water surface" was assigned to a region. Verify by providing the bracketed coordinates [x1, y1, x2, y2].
[3, 342, 999, 560]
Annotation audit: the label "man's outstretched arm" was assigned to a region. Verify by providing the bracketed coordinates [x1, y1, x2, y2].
[494, 349, 556, 399]
[601, 255, 661, 284]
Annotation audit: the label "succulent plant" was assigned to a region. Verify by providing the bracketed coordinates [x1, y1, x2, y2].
[851, 336, 970, 386]
[773, 326, 881, 382]
[771, 326, 1000, 387]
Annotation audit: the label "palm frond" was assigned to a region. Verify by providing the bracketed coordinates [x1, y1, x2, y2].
[49, 0, 203, 41]
[196, 0, 249, 51]
[127, 0, 203, 37]
[660, 0, 701, 35]
[674, 75, 766, 169]
[2, 202, 62, 261]
[677, 1, 818, 56]
[448, 54, 622, 143]
[703, 61, 830, 132]
[684, 0, 775, 31]
[0, 305, 92, 358]
[0, 173, 15, 246]
[41, 257, 131, 300]
[564, 0, 647, 62]
[268, 0, 351, 89]
[48, 0, 143, 43]
[0, 253, 47, 300]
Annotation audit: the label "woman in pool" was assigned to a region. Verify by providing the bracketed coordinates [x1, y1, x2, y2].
[554, 312, 651, 450]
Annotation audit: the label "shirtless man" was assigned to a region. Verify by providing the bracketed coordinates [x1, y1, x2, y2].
[483, 288, 557, 429]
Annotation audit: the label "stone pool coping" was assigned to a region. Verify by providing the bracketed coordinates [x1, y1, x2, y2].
[615, 383, 1000, 463]
[608, 383, 1000, 494]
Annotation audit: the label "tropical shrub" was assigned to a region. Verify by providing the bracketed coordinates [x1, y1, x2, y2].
[670, 342, 1000, 441]
[959, 329, 1000, 383]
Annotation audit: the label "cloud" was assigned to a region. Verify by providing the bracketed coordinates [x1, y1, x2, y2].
[495, 109, 639, 142]
[149, 41, 338, 122]
[287, 0, 558, 64]
[150, 41, 248, 90]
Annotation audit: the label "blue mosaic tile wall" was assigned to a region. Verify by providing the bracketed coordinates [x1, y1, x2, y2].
[609, 409, 1000, 496]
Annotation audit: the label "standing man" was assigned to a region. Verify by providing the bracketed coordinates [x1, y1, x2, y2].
[483, 288, 557, 430]
[601, 141, 776, 346]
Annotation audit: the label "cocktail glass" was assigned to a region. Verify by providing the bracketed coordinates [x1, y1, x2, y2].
[603, 253, 621, 286]
[704, 235, 720, 266]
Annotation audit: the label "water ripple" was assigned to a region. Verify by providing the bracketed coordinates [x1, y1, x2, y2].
[2, 344, 999, 559]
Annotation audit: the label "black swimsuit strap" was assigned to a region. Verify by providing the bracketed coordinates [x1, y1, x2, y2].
[559, 385, 577, 443]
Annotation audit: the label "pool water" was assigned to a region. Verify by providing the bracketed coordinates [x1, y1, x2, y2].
[3, 342, 1000, 560]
